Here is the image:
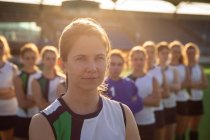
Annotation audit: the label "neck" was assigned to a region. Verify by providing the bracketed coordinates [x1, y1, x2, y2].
[63, 87, 99, 115]
[159, 62, 167, 69]
[132, 69, 145, 77]
[22, 66, 36, 73]
[43, 68, 55, 79]
[170, 58, 179, 65]
[109, 75, 121, 81]
[189, 61, 196, 66]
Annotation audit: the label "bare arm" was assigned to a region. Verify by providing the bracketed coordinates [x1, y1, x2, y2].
[32, 79, 49, 110]
[29, 114, 55, 140]
[170, 68, 181, 92]
[13, 76, 35, 108]
[190, 66, 209, 89]
[124, 104, 141, 140]
[143, 78, 160, 107]
[161, 71, 170, 98]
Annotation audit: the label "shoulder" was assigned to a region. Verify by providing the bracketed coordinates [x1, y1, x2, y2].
[29, 113, 55, 140]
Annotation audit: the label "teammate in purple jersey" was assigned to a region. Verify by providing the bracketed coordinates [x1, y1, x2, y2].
[106, 49, 143, 114]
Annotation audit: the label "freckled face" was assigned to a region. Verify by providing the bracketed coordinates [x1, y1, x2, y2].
[64, 35, 107, 92]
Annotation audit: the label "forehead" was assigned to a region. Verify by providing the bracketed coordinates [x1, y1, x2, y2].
[68, 35, 106, 56]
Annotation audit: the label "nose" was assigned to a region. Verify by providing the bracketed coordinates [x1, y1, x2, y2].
[86, 59, 97, 73]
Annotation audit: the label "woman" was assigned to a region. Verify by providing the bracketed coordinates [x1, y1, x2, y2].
[157, 42, 180, 140]
[29, 18, 140, 140]
[32, 46, 65, 110]
[143, 41, 169, 140]
[127, 46, 160, 140]
[0, 35, 18, 140]
[184, 42, 208, 140]
[106, 49, 143, 114]
[169, 40, 190, 140]
[14, 43, 41, 140]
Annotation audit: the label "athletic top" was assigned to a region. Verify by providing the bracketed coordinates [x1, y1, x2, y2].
[190, 64, 203, 101]
[134, 74, 155, 125]
[36, 74, 65, 103]
[16, 70, 41, 118]
[163, 66, 176, 108]
[148, 66, 164, 111]
[0, 61, 18, 116]
[0, 61, 18, 88]
[106, 77, 143, 114]
[171, 64, 190, 101]
[41, 96, 126, 140]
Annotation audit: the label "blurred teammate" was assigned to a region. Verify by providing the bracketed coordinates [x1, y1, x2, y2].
[128, 46, 160, 140]
[32, 46, 65, 110]
[0, 35, 18, 140]
[14, 43, 41, 140]
[184, 42, 209, 140]
[169, 40, 190, 140]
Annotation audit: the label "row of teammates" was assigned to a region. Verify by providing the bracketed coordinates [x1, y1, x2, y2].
[105, 41, 209, 140]
[0, 34, 209, 140]
[0, 35, 66, 140]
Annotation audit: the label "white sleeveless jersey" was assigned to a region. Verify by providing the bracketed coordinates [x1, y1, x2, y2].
[41, 96, 126, 140]
[148, 66, 164, 111]
[190, 64, 203, 101]
[0, 61, 18, 115]
[171, 64, 190, 101]
[16, 70, 41, 118]
[134, 74, 155, 125]
[163, 66, 176, 108]
[36, 74, 65, 103]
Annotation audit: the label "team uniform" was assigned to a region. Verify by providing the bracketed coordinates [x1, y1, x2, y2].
[134, 74, 156, 140]
[105, 77, 143, 114]
[14, 70, 41, 139]
[188, 64, 204, 116]
[41, 95, 126, 140]
[0, 61, 18, 130]
[171, 64, 190, 115]
[36, 73, 65, 104]
[148, 66, 165, 128]
[162, 66, 177, 124]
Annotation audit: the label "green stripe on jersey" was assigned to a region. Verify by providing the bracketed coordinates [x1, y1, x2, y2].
[53, 111, 72, 140]
[38, 77, 47, 96]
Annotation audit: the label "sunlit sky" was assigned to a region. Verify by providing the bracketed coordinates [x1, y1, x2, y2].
[0, 0, 210, 15]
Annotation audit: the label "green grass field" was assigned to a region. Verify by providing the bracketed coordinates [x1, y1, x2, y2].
[199, 66, 210, 140]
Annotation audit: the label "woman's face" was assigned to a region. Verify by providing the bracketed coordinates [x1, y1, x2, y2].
[42, 51, 57, 69]
[131, 51, 146, 71]
[22, 51, 37, 68]
[187, 47, 196, 63]
[64, 35, 107, 92]
[145, 46, 155, 63]
[171, 46, 181, 61]
[109, 55, 124, 79]
[158, 48, 170, 64]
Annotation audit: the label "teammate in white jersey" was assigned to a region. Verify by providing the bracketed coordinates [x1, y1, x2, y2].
[143, 41, 169, 140]
[128, 46, 160, 140]
[0, 35, 18, 140]
[169, 41, 190, 140]
[13, 43, 41, 140]
[184, 42, 208, 140]
[157, 42, 181, 140]
[32, 46, 65, 110]
[29, 18, 140, 140]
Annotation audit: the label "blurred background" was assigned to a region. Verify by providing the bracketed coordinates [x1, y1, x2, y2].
[0, 0, 209, 139]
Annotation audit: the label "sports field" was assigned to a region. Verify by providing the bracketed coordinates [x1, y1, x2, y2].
[199, 66, 210, 140]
